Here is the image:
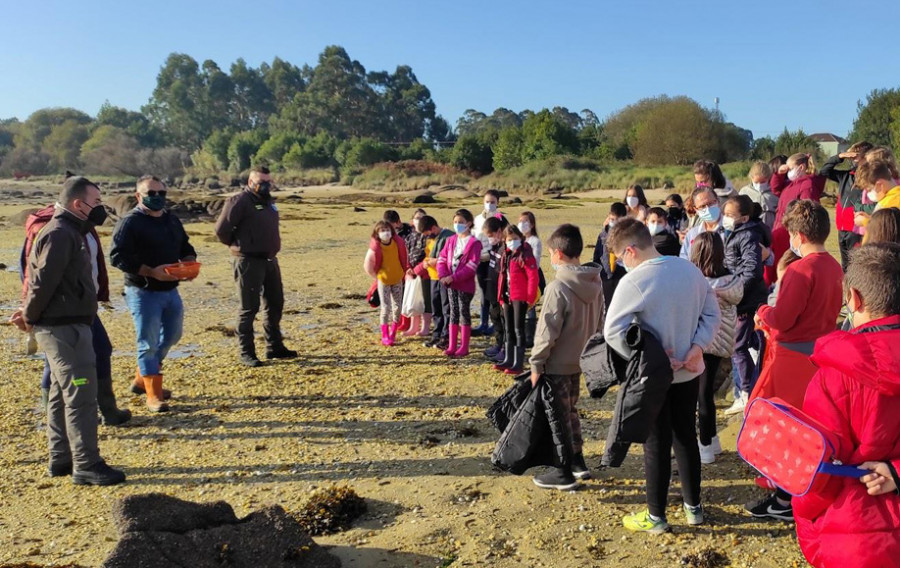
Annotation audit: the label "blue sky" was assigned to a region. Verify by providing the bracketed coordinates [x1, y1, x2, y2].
[2, 0, 899, 140]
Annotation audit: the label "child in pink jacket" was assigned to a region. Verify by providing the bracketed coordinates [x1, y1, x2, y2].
[437, 209, 483, 357]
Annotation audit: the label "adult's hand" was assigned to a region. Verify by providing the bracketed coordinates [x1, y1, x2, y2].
[9, 309, 31, 332]
[859, 462, 898, 496]
[838, 151, 857, 160]
[150, 266, 179, 282]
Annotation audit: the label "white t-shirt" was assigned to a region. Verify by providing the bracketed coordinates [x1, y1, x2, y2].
[473, 210, 495, 261]
[527, 235, 542, 261]
[85, 232, 100, 294]
[452, 235, 470, 272]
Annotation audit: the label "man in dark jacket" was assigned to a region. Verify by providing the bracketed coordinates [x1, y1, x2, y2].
[215, 166, 295, 367]
[11, 176, 125, 486]
[819, 142, 874, 271]
[111, 175, 197, 412]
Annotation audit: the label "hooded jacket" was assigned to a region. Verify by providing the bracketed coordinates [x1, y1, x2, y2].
[23, 208, 97, 326]
[739, 182, 780, 229]
[490, 377, 573, 474]
[21, 204, 110, 303]
[771, 171, 827, 228]
[529, 263, 604, 376]
[498, 242, 539, 305]
[436, 234, 483, 294]
[724, 220, 767, 314]
[704, 273, 743, 358]
[794, 316, 900, 568]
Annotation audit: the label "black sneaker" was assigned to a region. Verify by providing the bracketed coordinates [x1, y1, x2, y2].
[572, 453, 592, 481]
[746, 494, 793, 521]
[101, 408, 132, 426]
[48, 461, 73, 477]
[266, 346, 298, 360]
[241, 354, 263, 367]
[532, 468, 579, 491]
[422, 338, 436, 348]
[72, 461, 126, 486]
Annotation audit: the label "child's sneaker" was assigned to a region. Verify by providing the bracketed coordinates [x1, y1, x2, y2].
[532, 468, 579, 491]
[683, 503, 704, 526]
[724, 392, 748, 415]
[746, 494, 793, 521]
[483, 345, 501, 358]
[711, 435, 722, 455]
[699, 440, 716, 464]
[572, 453, 591, 480]
[622, 510, 669, 534]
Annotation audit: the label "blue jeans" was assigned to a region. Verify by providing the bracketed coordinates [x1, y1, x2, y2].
[124, 287, 184, 376]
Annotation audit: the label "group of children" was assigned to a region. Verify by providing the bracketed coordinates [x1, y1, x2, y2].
[364, 191, 546, 374]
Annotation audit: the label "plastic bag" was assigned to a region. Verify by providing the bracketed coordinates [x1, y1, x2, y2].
[401, 277, 425, 316]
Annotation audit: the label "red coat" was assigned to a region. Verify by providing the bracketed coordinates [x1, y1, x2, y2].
[20, 204, 110, 302]
[771, 172, 827, 228]
[794, 316, 900, 568]
[497, 243, 539, 305]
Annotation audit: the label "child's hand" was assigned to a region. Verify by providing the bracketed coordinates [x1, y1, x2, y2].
[860, 462, 898, 495]
[440, 276, 453, 285]
[530, 371, 540, 387]
[778, 164, 790, 175]
[855, 212, 870, 225]
[681, 345, 704, 374]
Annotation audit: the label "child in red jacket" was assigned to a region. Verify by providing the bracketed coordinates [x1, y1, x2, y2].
[494, 225, 539, 375]
[793, 242, 900, 568]
[748, 200, 843, 521]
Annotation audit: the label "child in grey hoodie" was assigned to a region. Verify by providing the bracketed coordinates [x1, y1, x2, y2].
[529, 224, 604, 491]
[604, 218, 721, 534]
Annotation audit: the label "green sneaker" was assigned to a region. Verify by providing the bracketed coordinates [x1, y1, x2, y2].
[623, 510, 669, 534]
[683, 503, 704, 525]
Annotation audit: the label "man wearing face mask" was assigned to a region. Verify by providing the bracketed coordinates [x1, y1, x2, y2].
[111, 175, 197, 411]
[215, 166, 296, 367]
[679, 188, 724, 261]
[818, 142, 874, 271]
[10, 175, 126, 485]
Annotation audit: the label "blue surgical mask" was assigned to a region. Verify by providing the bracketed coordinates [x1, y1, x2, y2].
[454, 223, 468, 235]
[698, 205, 720, 223]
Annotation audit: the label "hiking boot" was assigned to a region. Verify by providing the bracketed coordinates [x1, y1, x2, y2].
[623, 510, 670, 534]
[724, 392, 748, 416]
[131, 369, 171, 400]
[48, 461, 73, 477]
[683, 503, 704, 526]
[72, 461, 126, 486]
[746, 494, 793, 521]
[266, 346, 297, 360]
[101, 408, 132, 427]
[241, 354, 263, 368]
[532, 468, 579, 491]
[572, 453, 592, 481]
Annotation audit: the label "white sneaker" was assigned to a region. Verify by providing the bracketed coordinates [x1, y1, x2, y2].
[724, 393, 748, 416]
[711, 435, 722, 455]
[699, 441, 716, 464]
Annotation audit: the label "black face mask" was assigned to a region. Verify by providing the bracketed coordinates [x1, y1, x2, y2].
[255, 181, 272, 198]
[86, 204, 108, 227]
[668, 206, 683, 220]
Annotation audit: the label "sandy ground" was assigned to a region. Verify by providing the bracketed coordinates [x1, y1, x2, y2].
[0, 191, 813, 568]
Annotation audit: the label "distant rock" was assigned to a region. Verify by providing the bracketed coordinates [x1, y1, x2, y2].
[412, 194, 436, 204]
[507, 197, 523, 204]
[437, 188, 476, 199]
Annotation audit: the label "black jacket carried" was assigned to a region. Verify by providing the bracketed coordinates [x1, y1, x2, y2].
[724, 220, 767, 314]
[580, 331, 627, 399]
[490, 377, 572, 475]
[652, 231, 681, 257]
[602, 325, 673, 468]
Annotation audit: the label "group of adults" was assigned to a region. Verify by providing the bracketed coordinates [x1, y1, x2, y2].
[10, 167, 293, 485]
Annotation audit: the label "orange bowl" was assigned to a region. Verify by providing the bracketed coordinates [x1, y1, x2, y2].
[163, 261, 201, 280]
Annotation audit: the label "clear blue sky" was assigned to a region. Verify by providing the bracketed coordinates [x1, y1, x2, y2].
[3, 0, 899, 140]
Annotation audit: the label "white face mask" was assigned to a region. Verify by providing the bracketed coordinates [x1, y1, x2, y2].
[626, 196, 639, 208]
[867, 189, 880, 203]
[507, 239, 521, 251]
[488, 236, 500, 246]
[378, 231, 392, 242]
[413, 218, 421, 231]
[787, 167, 802, 182]
[647, 222, 662, 236]
[517, 221, 531, 234]
[751, 181, 762, 191]
[722, 216, 736, 231]
[485, 201, 498, 214]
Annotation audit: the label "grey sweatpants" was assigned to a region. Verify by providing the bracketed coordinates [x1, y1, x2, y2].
[378, 281, 403, 325]
[35, 323, 101, 470]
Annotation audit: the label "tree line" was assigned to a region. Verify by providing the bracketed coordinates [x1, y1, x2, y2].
[0, 45, 897, 180]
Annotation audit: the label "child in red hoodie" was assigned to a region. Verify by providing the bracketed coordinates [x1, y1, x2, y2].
[493, 224, 539, 375]
[748, 199, 843, 521]
[794, 242, 900, 568]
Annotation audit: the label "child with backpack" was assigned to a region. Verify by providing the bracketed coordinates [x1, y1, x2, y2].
[793, 242, 900, 568]
[494, 225, 539, 375]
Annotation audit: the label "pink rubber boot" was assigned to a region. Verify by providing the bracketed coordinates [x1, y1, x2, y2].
[453, 325, 471, 357]
[444, 324, 459, 356]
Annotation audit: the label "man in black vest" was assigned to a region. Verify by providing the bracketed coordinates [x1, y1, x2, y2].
[215, 166, 296, 367]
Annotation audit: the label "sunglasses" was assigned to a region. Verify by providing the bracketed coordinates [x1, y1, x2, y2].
[147, 190, 167, 197]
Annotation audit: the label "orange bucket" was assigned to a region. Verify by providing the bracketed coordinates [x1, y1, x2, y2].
[163, 261, 201, 280]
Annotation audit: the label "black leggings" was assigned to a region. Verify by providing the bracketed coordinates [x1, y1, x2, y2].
[503, 301, 527, 347]
[448, 289, 474, 326]
[645, 379, 702, 518]
[698, 354, 722, 446]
